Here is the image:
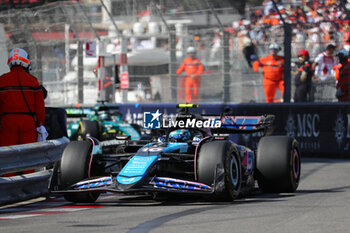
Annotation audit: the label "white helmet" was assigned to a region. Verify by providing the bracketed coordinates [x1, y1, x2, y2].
[8, 48, 30, 68]
[269, 43, 281, 51]
[187, 46, 196, 53]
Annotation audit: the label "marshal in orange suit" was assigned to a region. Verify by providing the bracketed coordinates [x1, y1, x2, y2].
[176, 47, 204, 103]
[253, 43, 284, 103]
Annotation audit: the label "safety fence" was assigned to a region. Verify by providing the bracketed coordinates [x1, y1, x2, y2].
[0, 137, 69, 205]
[0, 1, 346, 105]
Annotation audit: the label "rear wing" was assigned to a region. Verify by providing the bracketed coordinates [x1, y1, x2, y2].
[65, 104, 120, 118]
[205, 114, 275, 134]
[65, 107, 93, 118]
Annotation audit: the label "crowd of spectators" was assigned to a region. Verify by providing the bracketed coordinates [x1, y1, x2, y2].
[228, 0, 350, 58]
[221, 0, 350, 102]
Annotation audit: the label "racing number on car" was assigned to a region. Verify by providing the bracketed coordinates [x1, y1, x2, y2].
[142, 147, 163, 152]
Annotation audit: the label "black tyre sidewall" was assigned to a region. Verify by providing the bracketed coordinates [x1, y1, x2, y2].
[224, 148, 242, 200]
[80, 120, 100, 140]
[60, 141, 100, 202]
[256, 136, 301, 193]
[197, 140, 241, 200]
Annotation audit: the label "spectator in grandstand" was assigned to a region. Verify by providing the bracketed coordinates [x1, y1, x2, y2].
[252, 43, 285, 103]
[263, 0, 280, 16]
[292, 27, 306, 58]
[312, 44, 336, 81]
[294, 49, 313, 102]
[342, 23, 350, 44]
[334, 49, 350, 102]
[242, 36, 257, 68]
[210, 30, 222, 60]
[343, 38, 350, 53]
[306, 26, 323, 58]
[0, 48, 46, 146]
[176, 46, 204, 103]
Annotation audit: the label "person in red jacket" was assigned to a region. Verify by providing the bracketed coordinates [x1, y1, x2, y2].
[176, 47, 204, 103]
[294, 49, 313, 102]
[252, 43, 284, 103]
[334, 50, 350, 102]
[0, 48, 45, 146]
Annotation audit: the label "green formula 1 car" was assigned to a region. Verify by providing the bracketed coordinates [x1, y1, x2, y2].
[66, 104, 141, 141]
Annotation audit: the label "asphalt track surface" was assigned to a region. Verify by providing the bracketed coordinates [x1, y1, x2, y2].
[1, 157, 350, 233]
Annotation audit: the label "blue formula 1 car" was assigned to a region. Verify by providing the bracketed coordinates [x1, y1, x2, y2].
[66, 104, 141, 141]
[50, 105, 301, 203]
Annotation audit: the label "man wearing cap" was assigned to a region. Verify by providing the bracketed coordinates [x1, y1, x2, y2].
[252, 43, 284, 103]
[176, 47, 204, 103]
[0, 48, 45, 146]
[294, 49, 313, 102]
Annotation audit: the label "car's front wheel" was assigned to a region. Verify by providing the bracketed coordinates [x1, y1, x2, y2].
[60, 141, 100, 203]
[197, 140, 242, 201]
[78, 120, 100, 140]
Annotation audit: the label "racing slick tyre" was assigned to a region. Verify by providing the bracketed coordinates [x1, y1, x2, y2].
[78, 120, 100, 140]
[60, 141, 100, 203]
[197, 140, 242, 201]
[256, 136, 301, 193]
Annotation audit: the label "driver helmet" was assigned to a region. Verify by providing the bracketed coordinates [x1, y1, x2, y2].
[98, 111, 112, 121]
[169, 129, 191, 142]
[8, 48, 30, 68]
[192, 131, 204, 145]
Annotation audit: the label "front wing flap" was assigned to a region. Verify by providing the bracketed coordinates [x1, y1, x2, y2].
[51, 176, 216, 195]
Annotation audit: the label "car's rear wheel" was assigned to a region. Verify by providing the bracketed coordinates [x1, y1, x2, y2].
[197, 140, 241, 201]
[60, 141, 100, 203]
[78, 120, 100, 140]
[256, 136, 301, 193]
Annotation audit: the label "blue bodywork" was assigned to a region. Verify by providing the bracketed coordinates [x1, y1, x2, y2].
[116, 142, 189, 189]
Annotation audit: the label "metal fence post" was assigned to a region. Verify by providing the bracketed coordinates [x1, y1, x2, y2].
[222, 30, 231, 103]
[36, 44, 43, 84]
[112, 54, 116, 103]
[283, 23, 292, 103]
[77, 40, 84, 104]
[169, 25, 177, 101]
[65, 24, 70, 74]
[120, 36, 128, 102]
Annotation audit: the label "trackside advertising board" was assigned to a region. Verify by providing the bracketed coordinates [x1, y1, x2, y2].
[115, 103, 350, 158]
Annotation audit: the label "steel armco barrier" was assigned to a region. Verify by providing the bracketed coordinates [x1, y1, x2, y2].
[0, 137, 69, 205]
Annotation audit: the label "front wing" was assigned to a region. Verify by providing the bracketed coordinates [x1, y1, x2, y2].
[51, 176, 215, 195]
